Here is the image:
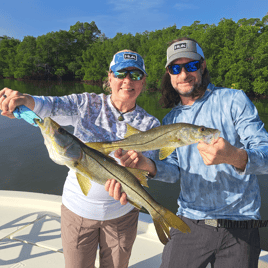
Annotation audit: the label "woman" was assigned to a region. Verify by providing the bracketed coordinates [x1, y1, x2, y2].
[0, 50, 160, 268]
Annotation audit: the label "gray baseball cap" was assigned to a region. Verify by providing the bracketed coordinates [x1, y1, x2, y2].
[165, 40, 205, 67]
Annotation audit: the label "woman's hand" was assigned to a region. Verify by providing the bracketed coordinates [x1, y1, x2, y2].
[105, 149, 157, 205]
[105, 149, 139, 205]
[0, 87, 35, 118]
[105, 179, 128, 205]
[115, 148, 157, 176]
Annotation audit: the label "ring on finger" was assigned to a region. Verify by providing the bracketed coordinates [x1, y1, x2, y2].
[3, 94, 7, 98]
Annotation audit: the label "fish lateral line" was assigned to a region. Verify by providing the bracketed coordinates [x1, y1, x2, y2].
[79, 146, 149, 195]
[88, 128, 177, 149]
[71, 139, 153, 203]
[83, 155, 158, 209]
[79, 142, 171, 211]
[116, 129, 177, 144]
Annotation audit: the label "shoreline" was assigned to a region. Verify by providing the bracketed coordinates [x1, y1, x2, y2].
[1, 77, 267, 101]
[0, 77, 160, 93]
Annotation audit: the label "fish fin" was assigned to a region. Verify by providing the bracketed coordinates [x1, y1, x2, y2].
[85, 142, 110, 155]
[152, 217, 169, 245]
[128, 199, 143, 210]
[125, 123, 142, 138]
[151, 207, 191, 245]
[126, 167, 149, 188]
[76, 173, 92, 196]
[159, 147, 176, 160]
[82, 143, 115, 161]
[162, 208, 191, 234]
[159, 216, 171, 238]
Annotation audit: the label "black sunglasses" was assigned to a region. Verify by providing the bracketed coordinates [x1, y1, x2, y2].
[113, 69, 144, 81]
[168, 60, 201, 75]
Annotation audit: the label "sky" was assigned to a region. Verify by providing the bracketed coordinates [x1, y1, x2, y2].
[0, 0, 267, 41]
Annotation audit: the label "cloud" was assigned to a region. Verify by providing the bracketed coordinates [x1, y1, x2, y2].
[174, 3, 199, 11]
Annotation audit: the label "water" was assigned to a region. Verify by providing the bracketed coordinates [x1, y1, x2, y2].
[1, 79, 268, 250]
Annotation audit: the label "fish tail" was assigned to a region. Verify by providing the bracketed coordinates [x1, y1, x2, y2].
[151, 207, 191, 245]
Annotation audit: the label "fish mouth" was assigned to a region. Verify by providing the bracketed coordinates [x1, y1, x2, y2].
[203, 131, 221, 144]
[34, 118, 43, 127]
[215, 131, 221, 139]
[35, 117, 61, 133]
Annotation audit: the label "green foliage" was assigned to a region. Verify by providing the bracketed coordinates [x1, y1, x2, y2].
[82, 41, 107, 81]
[68, 21, 101, 79]
[252, 30, 268, 95]
[0, 36, 20, 77]
[14, 36, 37, 78]
[1, 16, 268, 97]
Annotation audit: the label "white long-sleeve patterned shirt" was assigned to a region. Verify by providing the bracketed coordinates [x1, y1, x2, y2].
[33, 92, 160, 220]
[153, 83, 268, 220]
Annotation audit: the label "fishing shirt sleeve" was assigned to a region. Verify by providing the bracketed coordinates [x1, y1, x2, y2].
[229, 90, 268, 175]
[31, 94, 88, 126]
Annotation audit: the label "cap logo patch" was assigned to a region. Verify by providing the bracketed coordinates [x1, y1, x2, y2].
[124, 54, 137, 60]
[174, 43, 187, 50]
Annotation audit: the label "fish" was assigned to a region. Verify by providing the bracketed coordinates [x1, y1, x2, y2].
[86, 123, 221, 160]
[35, 117, 191, 245]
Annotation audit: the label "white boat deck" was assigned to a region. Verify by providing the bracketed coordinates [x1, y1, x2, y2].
[0, 191, 267, 268]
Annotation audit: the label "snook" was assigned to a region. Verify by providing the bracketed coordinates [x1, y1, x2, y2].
[35, 117, 191, 245]
[87, 123, 221, 160]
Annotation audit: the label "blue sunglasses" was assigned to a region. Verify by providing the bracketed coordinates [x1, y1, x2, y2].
[168, 60, 201, 75]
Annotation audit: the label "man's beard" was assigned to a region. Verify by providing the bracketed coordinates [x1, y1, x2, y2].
[176, 80, 204, 99]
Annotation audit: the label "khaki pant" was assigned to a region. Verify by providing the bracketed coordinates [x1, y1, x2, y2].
[61, 204, 139, 268]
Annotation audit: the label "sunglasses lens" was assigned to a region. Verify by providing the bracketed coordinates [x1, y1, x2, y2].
[169, 65, 181, 75]
[130, 70, 143, 81]
[168, 60, 201, 75]
[114, 71, 127, 79]
[185, 61, 200, 72]
[114, 70, 144, 81]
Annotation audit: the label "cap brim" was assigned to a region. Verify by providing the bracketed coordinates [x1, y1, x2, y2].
[110, 62, 148, 76]
[165, 52, 202, 67]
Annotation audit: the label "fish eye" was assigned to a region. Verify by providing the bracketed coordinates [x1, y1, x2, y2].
[200, 127, 206, 132]
[58, 128, 65, 134]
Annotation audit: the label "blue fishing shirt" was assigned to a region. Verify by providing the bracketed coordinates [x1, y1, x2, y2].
[153, 83, 268, 220]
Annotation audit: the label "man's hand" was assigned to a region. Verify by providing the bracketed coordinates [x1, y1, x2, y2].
[197, 137, 248, 171]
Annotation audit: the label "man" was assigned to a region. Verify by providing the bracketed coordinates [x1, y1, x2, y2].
[105, 37, 268, 268]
